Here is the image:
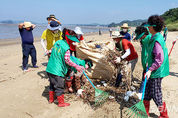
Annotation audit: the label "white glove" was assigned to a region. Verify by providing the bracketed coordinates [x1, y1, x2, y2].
[114, 57, 121, 63]
[77, 89, 84, 95]
[72, 42, 78, 46]
[77, 89, 84, 98]
[144, 70, 152, 79]
[44, 50, 49, 56]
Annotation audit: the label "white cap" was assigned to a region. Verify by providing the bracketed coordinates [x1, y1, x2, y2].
[74, 27, 83, 35]
[111, 31, 124, 38]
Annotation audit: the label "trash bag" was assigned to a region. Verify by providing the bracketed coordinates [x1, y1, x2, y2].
[76, 40, 119, 80]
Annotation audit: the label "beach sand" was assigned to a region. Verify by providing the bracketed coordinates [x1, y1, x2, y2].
[0, 32, 178, 118]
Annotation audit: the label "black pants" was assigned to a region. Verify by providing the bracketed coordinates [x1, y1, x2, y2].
[47, 72, 65, 96]
[139, 70, 146, 93]
[22, 44, 37, 69]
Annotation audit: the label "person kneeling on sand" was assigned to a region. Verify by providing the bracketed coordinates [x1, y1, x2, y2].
[46, 34, 85, 107]
[41, 21, 62, 59]
[18, 22, 38, 72]
[65, 56, 93, 98]
[112, 32, 138, 89]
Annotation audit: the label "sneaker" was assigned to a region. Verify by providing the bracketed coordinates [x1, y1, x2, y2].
[23, 68, 30, 72]
[33, 65, 39, 68]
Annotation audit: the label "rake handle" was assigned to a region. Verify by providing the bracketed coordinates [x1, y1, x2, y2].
[70, 56, 96, 89]
[82, 70, 96, 89]
[141, 67, 149, 100]
[168, 41, 176, 56]
[141, 76, 147, 100]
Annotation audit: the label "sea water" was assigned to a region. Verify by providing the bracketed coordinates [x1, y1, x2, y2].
[0, 24, 110, 40]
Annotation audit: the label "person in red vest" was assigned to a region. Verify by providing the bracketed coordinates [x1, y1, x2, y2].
[112, 31, 138, 89]
[62, 27, 84, 57]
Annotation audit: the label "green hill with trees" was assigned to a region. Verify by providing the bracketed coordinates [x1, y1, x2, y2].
[161, 7, 178, 31]
[108, 7, 178, 31]
[108, 19, 146, 27]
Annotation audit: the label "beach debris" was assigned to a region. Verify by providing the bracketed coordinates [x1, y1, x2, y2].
[123, 91, 136, 102]
[109, 95, 115, 99]
[97, 85, 101, 87]
[103, 83, 107, 87]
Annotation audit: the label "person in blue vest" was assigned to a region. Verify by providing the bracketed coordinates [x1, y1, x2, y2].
[19, 22, 38, 72]
[143, 15, 169, 118]
[120, 23, 131, 41]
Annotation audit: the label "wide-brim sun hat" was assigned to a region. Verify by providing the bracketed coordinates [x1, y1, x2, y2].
[47, 21, 62, 31]
[111, 31, 124, 38]
[46, 14, 56, 20]
[24, 22, 32, 28]
[66, 35, 80, 43]
[74, 27, 83, 35]
[121, 23, 129, 29]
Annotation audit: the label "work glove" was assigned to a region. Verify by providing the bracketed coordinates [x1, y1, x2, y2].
[72, 42, 78, 46]
[44, 49, 50, 56]
[114, 57, 121, 63]
[77, 89, 84, 98]
[76, 66, 85, 72]
[144, 70, 152, 79]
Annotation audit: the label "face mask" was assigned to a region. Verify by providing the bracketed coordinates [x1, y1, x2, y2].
[123, 29, 128, 33]
[113, 39, 117, 43]
[53, 30, 58, 34]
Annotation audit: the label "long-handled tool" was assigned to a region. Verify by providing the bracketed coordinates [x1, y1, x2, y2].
[125, 69, 148, 118]
[169, 37, 177, 56]
[71, 56, 109, 106]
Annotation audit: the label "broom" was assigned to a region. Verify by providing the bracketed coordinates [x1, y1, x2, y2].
[71, 56, 109, 106]
[125, 71, 148, 118]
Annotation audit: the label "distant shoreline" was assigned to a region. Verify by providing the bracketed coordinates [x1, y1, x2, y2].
[0, 31, 109, 47]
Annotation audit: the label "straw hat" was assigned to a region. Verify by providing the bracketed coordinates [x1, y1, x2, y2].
[47, 21, 62, 31]
[24, 22, 32, 28]
[112, 31, 124, 38]
[74, 27, 83, 35]
[121, 23, 129, 29]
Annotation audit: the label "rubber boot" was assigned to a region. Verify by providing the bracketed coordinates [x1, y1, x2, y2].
[143, 100, 150, 116]
[65, 81, 73, 93]
[158, 102, 169, 118]
[57, 94, 70, 107]
[49, 91, 54, 103]
[75, 76, 81, 90]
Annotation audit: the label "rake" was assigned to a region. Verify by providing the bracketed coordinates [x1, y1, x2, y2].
[71, 56, 109, 106]
[125, 72, 148, 118]
[168, 37, 177, 56]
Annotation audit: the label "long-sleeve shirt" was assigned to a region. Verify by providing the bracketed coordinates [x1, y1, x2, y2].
[149, 41, 164, 71]
[64, 50, 80, 68]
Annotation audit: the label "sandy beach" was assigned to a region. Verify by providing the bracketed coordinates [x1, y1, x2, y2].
[0, 32, 178, 118]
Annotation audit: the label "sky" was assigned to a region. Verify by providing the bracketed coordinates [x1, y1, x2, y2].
[0, 0, 178, 24]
